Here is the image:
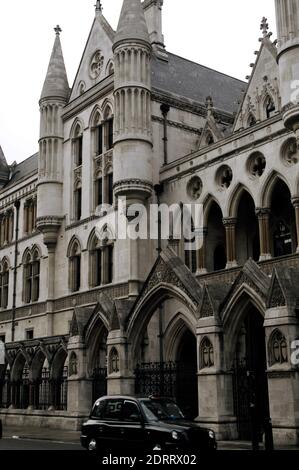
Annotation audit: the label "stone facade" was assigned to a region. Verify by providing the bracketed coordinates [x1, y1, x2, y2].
[0, 0, 299, 446]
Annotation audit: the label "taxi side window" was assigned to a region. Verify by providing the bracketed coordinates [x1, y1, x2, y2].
[123, 401, 142, 422]
[91, 399, 106, 418]
[101, 399, 123, 420]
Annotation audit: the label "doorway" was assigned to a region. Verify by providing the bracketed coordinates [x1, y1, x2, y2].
[232, 307, 270, 440]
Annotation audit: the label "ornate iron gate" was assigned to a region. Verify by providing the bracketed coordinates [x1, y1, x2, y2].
[92, 367, 107, 404]
[134, 361, 197, 418]
[232, 360, 253, 440]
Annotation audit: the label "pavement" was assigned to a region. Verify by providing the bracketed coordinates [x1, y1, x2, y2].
[1, 424, 299, 451]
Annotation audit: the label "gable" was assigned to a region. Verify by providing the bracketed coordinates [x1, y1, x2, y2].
[234, 39, 280, 131]
[69, 14, 115, 101]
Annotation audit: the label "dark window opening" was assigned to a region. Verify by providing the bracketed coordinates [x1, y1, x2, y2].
[26, 329, 34, 340]
[213, 244, 227, 271]
[107, 119, 114, 150]
[107, 246, 113, 284]
[75, 136, 83, 167]
[108, 173, 113, 206]
[75, 188, 82, 221]
[97, 125, 103, 156]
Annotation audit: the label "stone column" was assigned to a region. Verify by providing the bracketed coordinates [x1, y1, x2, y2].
[67, 335, 92, 418]
[223, 218, 237, 268]
[264, 304, 299, 446]
[256, 208, 272, 260]
[196, 227, 207, 275]
[292, 197, 299, 252]
[196, 319, 237, 440]
[106, 330, 135, 396]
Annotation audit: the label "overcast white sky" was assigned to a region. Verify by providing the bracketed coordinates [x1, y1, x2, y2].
[0, 0, 276, 165]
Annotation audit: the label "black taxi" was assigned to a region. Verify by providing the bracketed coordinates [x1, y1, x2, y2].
[80, 396, 217, 454]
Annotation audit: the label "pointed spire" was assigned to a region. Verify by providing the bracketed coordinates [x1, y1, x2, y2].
[114, 0, 150, 48]
[95, 1, 103, 16]
[40, 26, 70, 102]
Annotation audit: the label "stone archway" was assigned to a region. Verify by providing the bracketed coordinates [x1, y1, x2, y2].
[175, 329, 198, 419]
[232, 304, 270, 441]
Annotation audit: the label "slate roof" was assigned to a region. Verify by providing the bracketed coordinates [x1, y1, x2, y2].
[152, 52, 246, 115]
[2, 153, 38, 191]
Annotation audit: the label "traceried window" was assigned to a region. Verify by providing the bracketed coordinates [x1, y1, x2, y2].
[24, 198, 37, 235]
[0, 209, 14, 247]
[269, 330, 288, 365]
[0, 260, 9, 309]
[73, 124, 83, 167]
[24, 249, 40, 304]
[265, 95, 276, 119]
[68, 239, 81, 293]
[89, 228, 114, 288]
[200, 337, 214, 369]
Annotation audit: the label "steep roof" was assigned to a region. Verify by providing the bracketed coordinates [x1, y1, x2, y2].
[1, 153, 38, 191]
[152, 53, 245, 115]
[114, 0, 150, 47]
[40, 30, 70, 102]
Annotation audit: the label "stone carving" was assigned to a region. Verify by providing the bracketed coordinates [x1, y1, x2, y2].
[281, 138, 298, 166]
[69, 352, 78, 376]
[200, 292, 214, 318]
[187, 176, 203, 200]
[90, 50, 104, 79]
[269, 278, 286, 308]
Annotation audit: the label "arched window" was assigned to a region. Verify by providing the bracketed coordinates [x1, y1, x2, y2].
[74, 179, 82, 221]
[23, 249, 40, 304]
[206, 132, 214, 146]
[109, 348, 119, 374]
[270, 179, 296, 257]
[269, 330, 288, 365]
[68, 240, 81, 292]
[103, 106, 114, 151]
[184, 216, 197, 273]
[265, 95, 276, 119]
[0, 260, 9, 309]
[105, 166, 114, 206]
[200, 337, 214, 369]
[248, 114, 257, 127]
[0, 209, 14, 247]
[73, 123, 83, 167]
[89, 228, 114, 287]
[24, 198, 37, 235]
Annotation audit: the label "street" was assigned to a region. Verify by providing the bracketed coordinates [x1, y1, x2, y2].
[0, 437, 82, 450]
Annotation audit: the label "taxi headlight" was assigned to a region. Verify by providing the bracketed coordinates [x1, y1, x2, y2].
[209, 430, 215, 439]
[172, 431, 179, 440]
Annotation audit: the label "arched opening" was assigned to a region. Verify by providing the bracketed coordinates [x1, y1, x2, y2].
[175, 329, 198, 419]
[270, 179, 297, 257]
[232, 306, 270, 441]
[11, 355, 30, 409]
[87, 318, 108, 405]
[0, 364, 10, 409]
[50, 349, 68, 411]
[133, 295, 198, 420]
[206, 201, 226, 271]
[235, 191, 260, 264]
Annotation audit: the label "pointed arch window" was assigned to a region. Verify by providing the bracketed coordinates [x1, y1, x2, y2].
[109, 348, 119, 374]
[206, 132, 214, 146]
[269, 330, 288, 365]
[24, 249, 40, 304]
[68, 240, 81, 293]
[248, 114, 257, 127]
[89, 229, 114, 288]
[184, 217, 197, 273]
[73, 124, 83, 167]
[200, 337, 214, 369]
[74, 179, 82, 222]
[0, 260, 9, 309]
[103, 106, 114, 151]
[24, 198, 37, 235]
[265, 95, 276, 119]
[0, 209, 14, 247]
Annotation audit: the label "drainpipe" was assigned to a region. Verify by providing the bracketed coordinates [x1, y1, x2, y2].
[154, 184, 164, 364]
[160, 104, 170, 166]
[11, 200, 20, 343]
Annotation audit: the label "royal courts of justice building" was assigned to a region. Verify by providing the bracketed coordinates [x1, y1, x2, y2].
[0, 0, 299, 445]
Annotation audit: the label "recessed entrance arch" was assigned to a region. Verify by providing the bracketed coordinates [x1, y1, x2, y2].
[232, 305, 270, 440]
[130, 285, 199, 419]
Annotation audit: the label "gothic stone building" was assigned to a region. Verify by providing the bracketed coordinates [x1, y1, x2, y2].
[0, 0, 299, 445]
